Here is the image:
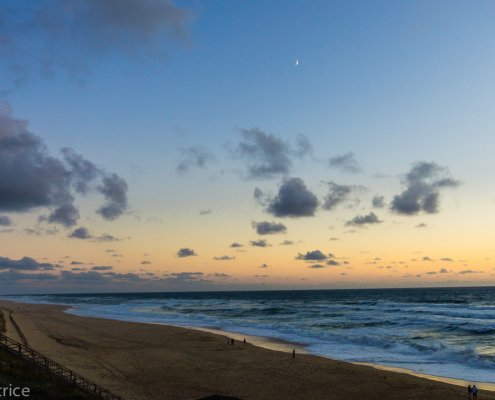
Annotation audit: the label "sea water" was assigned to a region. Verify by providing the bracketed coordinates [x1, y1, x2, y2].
[5, 287, 495, 383]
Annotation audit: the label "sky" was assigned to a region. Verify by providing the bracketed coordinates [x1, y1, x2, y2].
[1, 0, 495, 294]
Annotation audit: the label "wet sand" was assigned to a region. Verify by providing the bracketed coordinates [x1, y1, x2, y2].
[0, 300, 492, 400]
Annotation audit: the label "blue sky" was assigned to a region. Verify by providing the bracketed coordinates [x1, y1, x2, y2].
[1, 0, 495, 293]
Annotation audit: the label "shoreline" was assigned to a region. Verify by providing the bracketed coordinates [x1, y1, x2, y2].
[1, 299, 494, 399]
[63, 304, 495, 391]
[183, 325, 495, 391]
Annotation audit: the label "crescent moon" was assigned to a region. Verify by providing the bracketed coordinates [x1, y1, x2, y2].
[295, 59, 299, 66]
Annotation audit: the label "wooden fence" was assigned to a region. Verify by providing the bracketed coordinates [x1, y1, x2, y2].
[0, 333, 123, 400]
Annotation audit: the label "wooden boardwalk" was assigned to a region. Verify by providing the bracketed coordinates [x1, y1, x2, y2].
[0, 333, 123, 400]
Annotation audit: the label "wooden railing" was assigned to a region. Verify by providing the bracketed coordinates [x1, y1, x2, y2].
[0, 333, 123, 400]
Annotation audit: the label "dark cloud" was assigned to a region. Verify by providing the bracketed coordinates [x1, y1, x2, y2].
[91, 265, 113, 271]
[141, 260, 151, 265]
[458, 269, 479, 274]
[253, 187, 265, 205]
[259, 263, 269, 269]
[250, 239, 270, 247]
[97, 173, 128, 220]
[176, 146, 214, 175]
[252, 221, 287, 235]
[199, 209, 212, 215]
[230, 242, 243, 248]
[391, 162, 460, 215]
[61, 147, 100, 194]
[234, 129, 312, 180]
[213, 255, 235, 261]
[328, 152, 361, 173]
[0, 256, 55, 271]
[322, 181, 364, 211]
[177, 248, 197, 257]
[0, 104, 129, 226]
[164, 272, 205, 283]
[279, 240, 294, 246]
[422, 256, 433, 262]
[0, 216, 12, 226]
[372, 195, 385, 209]
[69, 226, 92, 239]
[345, 212, 382, 227]
[329, 237, 340, 241]
[266, 177, 318, 217]
[308, 264, 326, 269]
[234, 128, 292, 179]
[296, 250, 329, 261]
[326, 260, 340, 266]
[93, 233, 122, 242]
[441, 257, 453, 262]
[415, 223, 428, 228]
[70, 261, 84, 265]
[439, 268, 449, 273]
[0, 0, 192, 84]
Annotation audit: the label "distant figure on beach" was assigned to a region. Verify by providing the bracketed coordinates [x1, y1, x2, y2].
[230, 338, 234, 345]
[472, 385, 478, 399]
[243, 338, 246, 344]
[468, 385, 472, 399]
[292, 348, 295, 359]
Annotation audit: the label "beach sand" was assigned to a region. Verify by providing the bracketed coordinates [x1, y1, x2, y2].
[0, 300, 492, 400]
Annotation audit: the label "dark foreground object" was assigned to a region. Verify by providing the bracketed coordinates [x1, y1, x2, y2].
[198, 396, 242, 400]
[0, 347, 93, 400]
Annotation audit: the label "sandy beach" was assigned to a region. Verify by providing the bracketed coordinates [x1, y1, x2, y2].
[0, 300, 492, 400]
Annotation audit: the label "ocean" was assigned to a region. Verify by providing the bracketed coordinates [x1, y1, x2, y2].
[5, 287, 495, 383]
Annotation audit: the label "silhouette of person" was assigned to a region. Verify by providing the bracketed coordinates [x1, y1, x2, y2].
[230, 338, 234, 345]
[472, 384, 478, 400]
[292, 348, 295, 359]
[243, 338, 246, 344]
[468, 385, 473, 400]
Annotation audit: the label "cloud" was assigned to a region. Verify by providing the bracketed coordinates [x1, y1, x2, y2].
[415, 223, 427, 228]
[233, 128, 292, 179]
[199, 209, 212, 215]
[229, 242, 243, 248]
[457, 269, 479, 274]
[97, 173, 128, 220]
[441, 257, 454, 262]
[372, 195, 385, 208]
[233, 129, 312, 180]
[213, 255, 235, 261]
[266, 177, 319, 217]
[322, 181, 362, 211]
[176, 248, 197, 257]
[252, 221, 287, 235]
[328, 152, 361, 173]
[164, 272, 205, 283]
[296, 250, 329, 261]
[69, 226, 92, 239]
[439, 268, 449, 273]
[93, 233, 122, 242]
[141, 260, 151, 265]
[250, 239, 270, 247]
[91, 265, 113, 271]
[0, 256, 55, 271]
[329, 237, 340, 241]
[0, 216, 12, 226]
[391, 162, 460, 215]
[345, 212, 382, 226]
[279, 240, 294, 246]
[0, 0, 192, 84]
[0, 104, 128, 226]
[326, 259, 340, 266]
[176, 146, 215, 175]
[259, 263, 269, 269]
[308, 264, 326, 269]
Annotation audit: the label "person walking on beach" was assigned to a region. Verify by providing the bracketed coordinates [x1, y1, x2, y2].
[472, 384, 478, 399]
[468, 385, 473, 400]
